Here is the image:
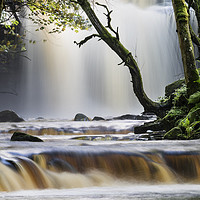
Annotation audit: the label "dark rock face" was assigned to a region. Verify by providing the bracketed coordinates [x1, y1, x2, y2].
[11, 132, 43, 142]
[0, 110, 24, 122]
[74, 113, 90, 121]
[113, 114, 151, 120]
[134, 120, 164, 134]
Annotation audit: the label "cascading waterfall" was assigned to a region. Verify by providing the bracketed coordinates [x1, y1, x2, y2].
[1, 150, 200, 192]
[0, 0, 183, 119]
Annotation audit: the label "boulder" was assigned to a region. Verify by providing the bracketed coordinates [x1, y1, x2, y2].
[0, 110, 24, 122]
[11, 132, 43, 142]
[92, 116, 105, 121]
[74, 113, 90, 121]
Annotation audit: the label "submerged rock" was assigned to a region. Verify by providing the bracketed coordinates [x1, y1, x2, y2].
[0, 110, 24, 122]
[74, 113, 90, 121]
[11, 132, 43, 142]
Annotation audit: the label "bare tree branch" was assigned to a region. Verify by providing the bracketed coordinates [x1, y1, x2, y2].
[74, 34, 101, 47]
[96, 2, 119, 41]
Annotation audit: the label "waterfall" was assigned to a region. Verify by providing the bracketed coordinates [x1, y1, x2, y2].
[1, 150, 200, 192]
[0, 0, 183, 119]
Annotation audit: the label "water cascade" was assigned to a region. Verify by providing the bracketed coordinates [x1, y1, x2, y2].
[0, 0, 183, 119]
[1, 149, 200, 192]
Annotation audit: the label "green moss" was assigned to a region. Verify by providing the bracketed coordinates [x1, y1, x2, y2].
[176, 108, 200, 138]
[188, 91, 200, 104]
[187, 108, 200, 123]
[165, 79, 185, 97]
[165, 107, 187, 120]
[173, 84, 187, 106]
[174, 0, 189, 23]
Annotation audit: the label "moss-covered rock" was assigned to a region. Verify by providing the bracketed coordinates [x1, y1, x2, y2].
[165, 79, 185, 97]
[136, 78, 200, 140]
[11, 132, 43, 142]
[188, 91, 200, 104]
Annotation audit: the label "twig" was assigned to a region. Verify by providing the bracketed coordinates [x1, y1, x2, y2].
[74, 34, 101, 47]
[96, 2, 119, 41]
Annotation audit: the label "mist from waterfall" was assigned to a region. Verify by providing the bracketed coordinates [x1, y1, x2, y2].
[0, 0, 184, 119]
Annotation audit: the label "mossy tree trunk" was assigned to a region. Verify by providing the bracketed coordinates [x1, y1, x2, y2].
[172, 0, 200, 95]
[0, 0, 3, 21]
[75, 0, 168, 117]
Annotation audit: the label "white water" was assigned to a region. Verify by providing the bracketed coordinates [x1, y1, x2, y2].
[0, 0, 183, 119]
[2, 184, 200, 200]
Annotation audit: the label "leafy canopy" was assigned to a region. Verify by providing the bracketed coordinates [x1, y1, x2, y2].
[26, 0, 92, 33]
[0, 0, 92, 60]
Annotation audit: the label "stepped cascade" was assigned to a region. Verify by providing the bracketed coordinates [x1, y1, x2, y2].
[1, 149, 200, 191]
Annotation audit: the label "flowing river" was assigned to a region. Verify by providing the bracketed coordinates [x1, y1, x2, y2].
[0, 118, 200, 199]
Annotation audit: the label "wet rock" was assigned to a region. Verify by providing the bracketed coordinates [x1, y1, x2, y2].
[11, 132, 43, 142]
[134, 120, 164, 134]
[74, 113, 90, 121]
[92, 116, 105, 121]
[0, 110, 24, 122]
[113, 114, 151, 120]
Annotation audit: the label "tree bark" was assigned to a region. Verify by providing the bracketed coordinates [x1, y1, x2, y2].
[172, 0, 200, 95]
[76, 0, 167, 116]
